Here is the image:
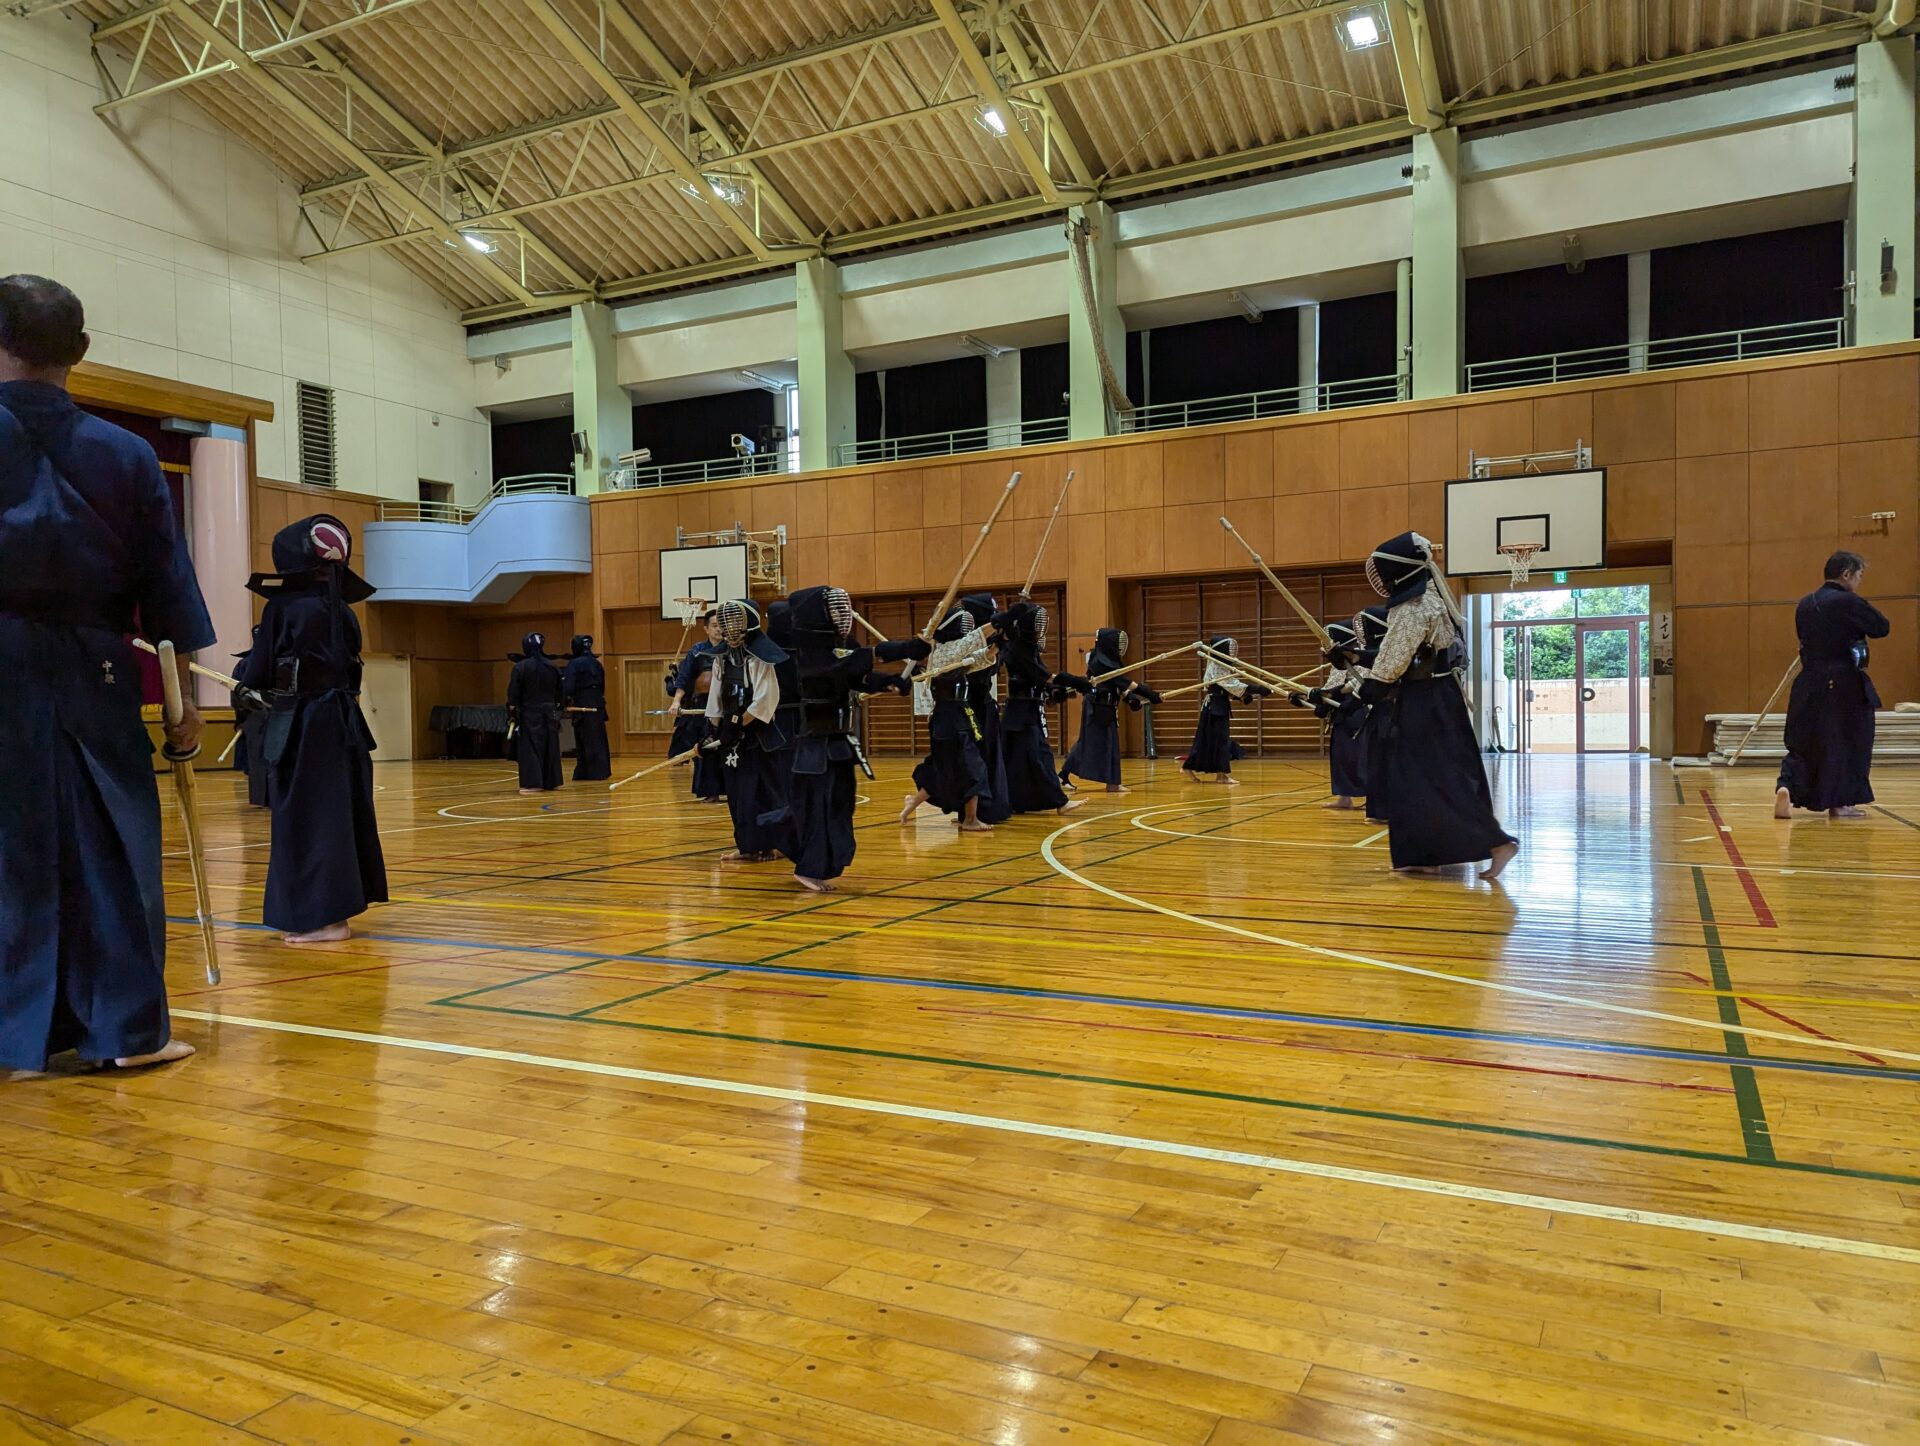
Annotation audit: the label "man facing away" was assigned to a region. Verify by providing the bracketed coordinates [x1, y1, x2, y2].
[1774, 550, 1890, 820]
[0, 274, 210, 1073]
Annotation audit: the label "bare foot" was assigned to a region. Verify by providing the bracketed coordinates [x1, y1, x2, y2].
[1366, 816, 1388, 825]
[1396, 865, 1443, 876]
[958, 820, 994, 833]
[719, 849, 749, 861]
[1481, 841, 1520, 881]
[113, 1039, 195, 1068]
[1325, 797, 1355, 810]
[1774, 786, 1792, 820]
[1831, 806, 1869, 819]
[1223, 776, 1241, 788]
[1181, 769, 1197, 782]
[794, 874, 832, 893]
[1107, 785, 1131, 796]
[899, 792, 922, 824]
[519, 787, 544, 797]
[285, 922, 350, 944]
[1056, 799, 1085, 814]
[1060, 777, 1077, 792]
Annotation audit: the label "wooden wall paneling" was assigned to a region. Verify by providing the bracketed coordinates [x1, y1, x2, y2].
[1455, 398, 1533, 463]
[1272, 421, 1341, 495]
[1533, 392, 1593, 454]
[1749, 364, 1839, 451]
[1673, 454, 1750, 547]
[1270, 491, 1343, 567]
[1338, 485, 1410, 560]
[1139, 580, 1206, 760]
[1748, 445, 1840, 545]
[826, 473, 875, 535]
[1837, 354, 1920, 443]
[1162, 434, 1225, 507]
[1106, 441, 1164, 512]
[1839, 438, 1920, 596]
[1223, 430, 1274, 499]
[872, 470, 923, 532]
[1871, 597, 1918, 706]
[1337, 414, 1408, 489]
[1672, 605, 1750, 752]
[1606, 461, 1676, 543]
[1407, 408, 1460, 484]
[1592, 382, 1675, 464]
[1675, 375, 1749, 458]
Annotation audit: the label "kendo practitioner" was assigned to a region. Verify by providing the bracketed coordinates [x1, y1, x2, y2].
[958, 592, 1012, 824]
[766, 585, 927, 890]
[994, 598, 1090, 815]
[506, 631, 564, 794]
[1353, 532, 1517, 881]
[238, 513, 390, 942]
[1182, 636, 1271, 785]
[1293, 620, 1369, 810]
[705, 598, 789, 861]
[1354, 605, 1392, 823]
[1, 273, 207, 1071]
[765, 598, 804, 804]
[902, 605, 996, 830]
[233, 624, 270, 807]
[562, 633, 610, 782]
[1774, 550, 1891, 820]
[1060, 628, 1161, 795]
[666, 610, 726, 803]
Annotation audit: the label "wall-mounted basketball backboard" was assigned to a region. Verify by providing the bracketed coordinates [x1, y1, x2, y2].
[1443, 469, 1607, 579]
[659, 543, 749, 623]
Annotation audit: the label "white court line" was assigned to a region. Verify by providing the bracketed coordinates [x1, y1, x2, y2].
[1039, 812, 1920, 1065]
[1354, 827, 1388, 848]
[168, 1009, 1920, 1267]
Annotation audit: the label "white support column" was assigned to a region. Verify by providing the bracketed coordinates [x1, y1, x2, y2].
[985, 350, 1022, 447]
[1067, 202, 1123, 440]
[1627, 251, 1651, 372]
[1395, 258, 1413, 400]
[796, 257, 855, 471]
[1851, 36, 1917, 347]
[187, 427, 251, 709]
[569, 301, 630, 496]
[1409, 128, 1462, 400]
[1296, 302, 1321, 412]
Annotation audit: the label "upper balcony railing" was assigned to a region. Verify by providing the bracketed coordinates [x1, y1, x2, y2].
[608, 452, 788, 491]
[1464, 318, 1846, 394]
[1116, 372, 1406, 434]
[836, 417, 1069, 467]
[376, 472, 574, 522]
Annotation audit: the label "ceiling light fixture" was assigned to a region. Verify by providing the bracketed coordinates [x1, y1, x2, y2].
[959, 334, 1012, 359]
[1229, 290, 1264, 323]
[1338, 5, 1387, 49]
[972, 105, 1008, 137]
[737, 369, 787, 391]
[460, 230, 496, 254]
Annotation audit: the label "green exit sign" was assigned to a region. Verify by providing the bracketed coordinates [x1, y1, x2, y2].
[1552, 570, 1568, 584]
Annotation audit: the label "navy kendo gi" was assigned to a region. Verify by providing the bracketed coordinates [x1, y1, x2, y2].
[1, 380, 214, 1070]
[506, 631, 565, 791]
[563, 634, 610, 782]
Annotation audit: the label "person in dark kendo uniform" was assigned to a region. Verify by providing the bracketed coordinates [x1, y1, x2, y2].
[562, 634, 610, 782]
[237, 513, 390, 943]
[1354, 605, 1392, 823]
[994, 598, 1090, 815]
[764, 598, 804, 804]
[1182, 636, 1271, 786]
[958, 592, 1012, 824]
[764, 585, 928, 891]
[705, 598, 789, 861]
[902, 605, 997, 831]
[1353, 531, 1518, 881]
[1, 273, 210, 1071]
[232, 624, 270, 808]
[1774, 550, 1891, 821]
[1293, 619, 1369, 810]
[667, 610, 726, 803]
[506, 632, 564, 795]
[1060, 628, 1161, 795]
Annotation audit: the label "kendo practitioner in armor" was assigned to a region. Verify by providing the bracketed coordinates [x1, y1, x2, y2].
[666, 609, 726, 803]
[506, 631, 564, 795]
[1293, 619, 1369, 810]
[1774, 550, 1891, 820]
[902, 605, 996, 830]
[562, 634, 610, 782]
[2, 273, 209, 1070]
[705, 598, 789, 861]
[765, 598, 804, 804]
[766, 585, 927, 890]
[1182, 636, 1270, 785]
[1060, 627, 1161, 795]
[238, 513, 391, 942]
[1353, 532, 1517, 881]
[1354, 605, 1392, 823]
[994, 598, 1090, 815]
[958, 592, 1012, 824]
[233, 624, 270, 807]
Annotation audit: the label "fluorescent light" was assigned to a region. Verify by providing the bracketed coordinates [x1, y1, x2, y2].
[1229, 290, 1264, 323]
[1338, 5, 1387, 49]
[960, 333, 1012, 359]
[973, 105, 1008, 137]
[737, 369, 786, 391]
[460, 231, 495, 254]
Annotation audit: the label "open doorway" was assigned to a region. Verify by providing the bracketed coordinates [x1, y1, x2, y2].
[1490, 585, 1650, 754]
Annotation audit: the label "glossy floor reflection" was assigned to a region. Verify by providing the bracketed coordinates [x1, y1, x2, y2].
[7, 755, 1920, 1443]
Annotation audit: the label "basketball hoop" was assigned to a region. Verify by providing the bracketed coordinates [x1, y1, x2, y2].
[1497, 543, 1541, 586]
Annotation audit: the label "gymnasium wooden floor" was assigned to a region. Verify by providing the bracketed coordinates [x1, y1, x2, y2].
[7, 752, 1920, 1444]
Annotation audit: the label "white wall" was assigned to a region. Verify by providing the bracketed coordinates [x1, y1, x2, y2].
[0, 14, 489, 504]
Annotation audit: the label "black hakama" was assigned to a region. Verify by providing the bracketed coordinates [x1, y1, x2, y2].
[670, 713, 727, 800]
[563, 653, 610, 782]
[508, 654, 564, 791]
[966, 680, 1011, 823]
[1361, 704, 1392, 821]
[1382, 676, 1513, 869]
[724, 744, 789, 853]
[571, 714, 610, 781]
[772, 761, 858, 879]
[914, 696, 990, 815]
[239, 707, 270, 805]
[1329, 711, 1369, 797]
[1776, 583, 1890, 812]
[1002, 697, 1070, 813]
[1061, 692, 1123, 786]
[1184, 694, 1244, 774]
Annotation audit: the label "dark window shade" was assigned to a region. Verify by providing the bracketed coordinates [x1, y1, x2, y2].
[1146, 311, 1299, 404]
[1126, 330, 1144, 403]
[1319, 292, 1398, 383]
[1650, 222, 1845, 337]
[631, 388, 776, 466]
[1466, 257, 1629, 364]
[873, 355, 987, 439]
[491, 415, 574, 482]
[1021, 342, 1068, 422]
[855, 371, 883, 442]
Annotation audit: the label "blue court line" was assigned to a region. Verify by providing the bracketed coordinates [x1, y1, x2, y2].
[169, 913, 1918, 1085]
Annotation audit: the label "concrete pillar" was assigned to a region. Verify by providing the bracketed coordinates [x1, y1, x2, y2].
[985, 350, 1022, 447]
[187, 429, 251, 708]
[1626, 251, 1651, 372]
[569, 301, 629, 496]
[1409, 128, 1462, 400]
[1296, 302, 1320, 412]
[1395, 258, 1413, 400]
[796, 257, 855, 471]
[1851, 36, 1917, 347]
[1067, 202, 1123, 439]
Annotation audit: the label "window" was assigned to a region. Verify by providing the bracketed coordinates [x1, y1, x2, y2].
[296, 381, 336, 490]
[418, 479, 454, 505]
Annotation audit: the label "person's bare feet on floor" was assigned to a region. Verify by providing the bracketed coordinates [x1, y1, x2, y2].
[1481, 840, 1520, 881]
[1831, 806, 1868, 819]
[795, 873, 832, 893]
[1056, 798, 1085, 814]
[900, 791, 924, 824]
[114, 1039, 195, 1068]
[1774, 786, 1793, 820]
[958, 819, 994, 832]
[285, 922, 351, 944]
[519, 787, 544, 797]
[1325, 796, 1355, 810]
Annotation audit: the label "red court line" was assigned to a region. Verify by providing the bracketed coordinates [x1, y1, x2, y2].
[1679, 969, 1888, 1067]
[1698, 791, 1778, 928]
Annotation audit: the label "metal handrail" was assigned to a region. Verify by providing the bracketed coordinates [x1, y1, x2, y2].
[836, 417, 1068, 466]
[1465, 317, 1845, 393]
[608, 452, 788, 491]
[376, 472, 576, 522]
[1117, 373, 1406, 434]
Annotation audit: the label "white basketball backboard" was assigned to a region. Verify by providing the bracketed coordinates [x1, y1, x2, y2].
[659, 543, 749, 623]
[1443, 469, 1607, 578]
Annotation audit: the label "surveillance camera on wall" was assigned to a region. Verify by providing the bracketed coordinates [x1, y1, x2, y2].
[730, 433, 757, 458]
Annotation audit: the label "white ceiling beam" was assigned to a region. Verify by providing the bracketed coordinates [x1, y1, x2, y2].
[1383, 0, 1445, 131]
[928, 0, 1065, 202]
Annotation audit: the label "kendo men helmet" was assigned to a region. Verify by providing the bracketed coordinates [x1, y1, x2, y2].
[716, 599, 761, 649]
[1367, 531, 1439, 606]
[571, 634, 595, 656]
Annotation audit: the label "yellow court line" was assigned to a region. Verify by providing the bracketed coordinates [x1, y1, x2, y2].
[1040, 806, 1920, 1065]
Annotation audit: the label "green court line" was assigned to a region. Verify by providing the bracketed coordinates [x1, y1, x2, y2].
[572, 969, 726, 1018]
[433, 994, 1920, 1188]
[1692, 865, 1775, 1163]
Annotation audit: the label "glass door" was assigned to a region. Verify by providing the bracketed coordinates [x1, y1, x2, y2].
[1576, 623, 1640, 753]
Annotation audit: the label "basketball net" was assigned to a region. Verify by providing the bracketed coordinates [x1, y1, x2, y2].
[1497, 544, 1541, 586]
